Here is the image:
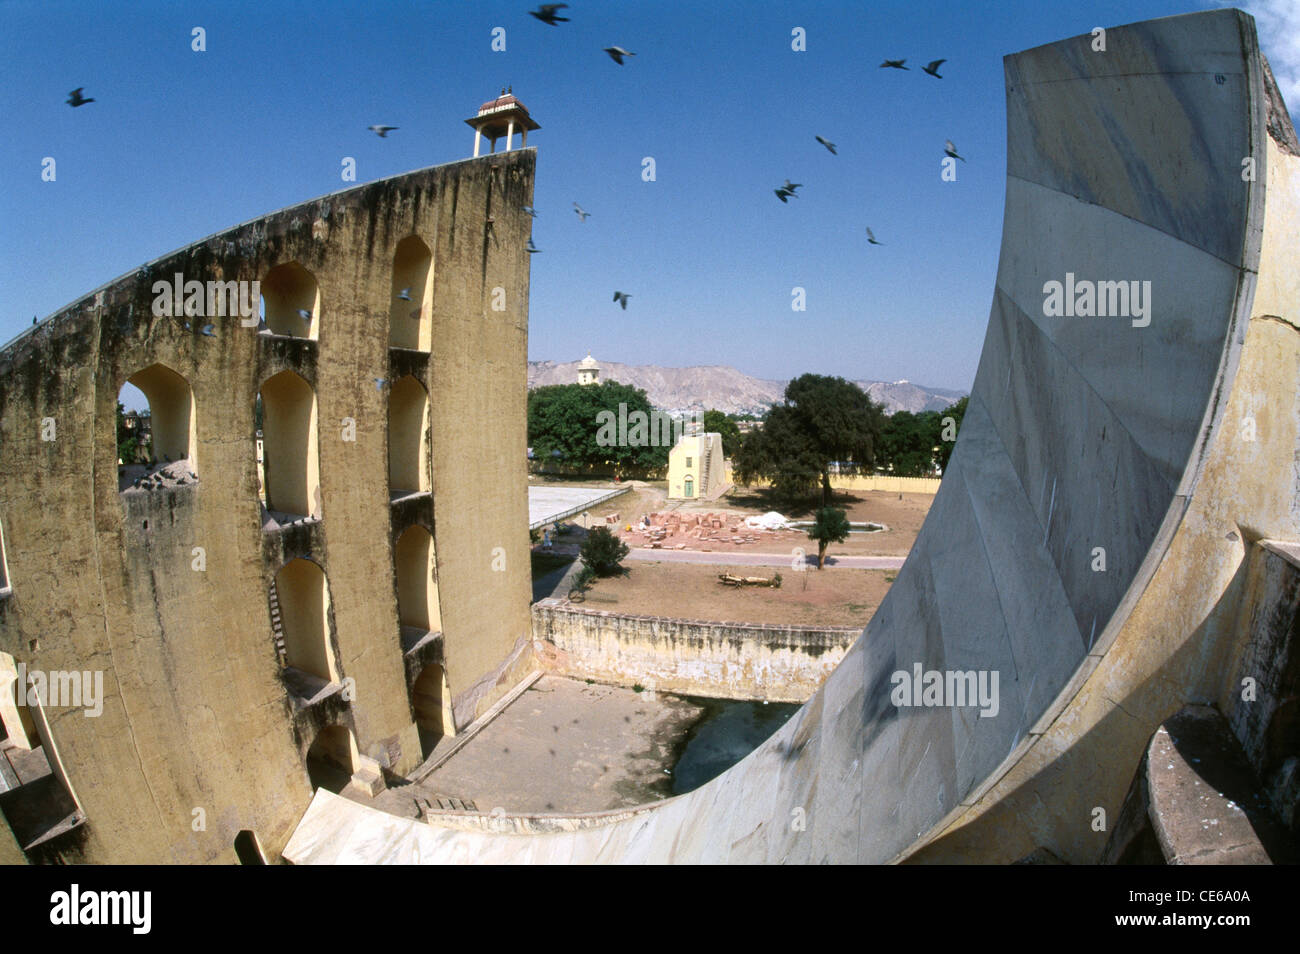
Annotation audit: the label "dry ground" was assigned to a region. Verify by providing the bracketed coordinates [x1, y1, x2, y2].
[579, 561, 892, 627]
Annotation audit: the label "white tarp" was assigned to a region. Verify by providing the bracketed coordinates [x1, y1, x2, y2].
[743, 511, 794, 531]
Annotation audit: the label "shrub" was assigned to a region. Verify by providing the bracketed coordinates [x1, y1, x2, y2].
[579, 525, 630, 576]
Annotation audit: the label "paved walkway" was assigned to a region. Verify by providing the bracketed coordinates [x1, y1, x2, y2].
[625, 549, 905, 570]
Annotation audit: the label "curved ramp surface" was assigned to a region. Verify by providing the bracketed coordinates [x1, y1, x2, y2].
[285, 8, 1300, 865]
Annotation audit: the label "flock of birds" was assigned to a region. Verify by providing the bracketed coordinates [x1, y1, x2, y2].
[53, 7, 970, 325]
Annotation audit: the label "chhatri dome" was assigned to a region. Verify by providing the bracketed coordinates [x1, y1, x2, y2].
[577, 352, 600, 386]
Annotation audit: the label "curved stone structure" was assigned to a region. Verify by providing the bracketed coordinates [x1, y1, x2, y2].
[0, 151, 538, 863]
[284, 8, 1300, 864]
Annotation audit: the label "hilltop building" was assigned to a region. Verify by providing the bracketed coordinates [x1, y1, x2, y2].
[577, 352, 599, 386]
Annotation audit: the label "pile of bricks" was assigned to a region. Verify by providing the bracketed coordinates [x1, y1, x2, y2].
[622, 511, 795, 549]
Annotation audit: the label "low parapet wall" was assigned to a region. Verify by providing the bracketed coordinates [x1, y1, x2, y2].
[530, 599, 859, 702]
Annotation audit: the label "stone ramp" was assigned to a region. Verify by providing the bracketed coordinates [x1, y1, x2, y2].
[285, 9, 1300, 864]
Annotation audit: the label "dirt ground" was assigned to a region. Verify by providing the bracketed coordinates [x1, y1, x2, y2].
[580, 561, 892, 627]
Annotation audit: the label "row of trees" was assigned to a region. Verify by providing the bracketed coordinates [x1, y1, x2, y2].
[526, 375, 967, 493]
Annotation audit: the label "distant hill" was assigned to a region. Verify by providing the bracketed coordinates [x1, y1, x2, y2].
[526, 359, 966, 416]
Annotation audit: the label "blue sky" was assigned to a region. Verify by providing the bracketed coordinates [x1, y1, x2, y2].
[2, 0, 1295, 408]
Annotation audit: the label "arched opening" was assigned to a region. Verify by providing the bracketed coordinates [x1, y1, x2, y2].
[117, 365, 197, 493]
[389, 236, 433, 351]
[258, 370, 320, 520]
[388, 376, 431, 496]
[0, 652, 83, 849]
[274, 558, 338, 684]
[261, 262, 320, 339]
[411, 664, 452, 758]
[395, 525, 441, 634]
[304, 725, 357, 794]
[233, 829, 267, 865]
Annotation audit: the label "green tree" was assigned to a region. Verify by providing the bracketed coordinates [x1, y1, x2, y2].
[879, 410, 942, 477]
[935, 396, 967, 473]
[578, 526, 630, 576]
[701, 409, 742, 457]
[807, 506, 851, 569]
[116, 401, 138, 464]
[732, 374, 886, 507]
[527, 381, 670, 472]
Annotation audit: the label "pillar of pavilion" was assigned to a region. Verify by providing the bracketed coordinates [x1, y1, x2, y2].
[465, 89, 540, 157]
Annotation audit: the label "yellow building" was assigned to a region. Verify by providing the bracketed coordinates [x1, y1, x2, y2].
[668, 432, 727, 500]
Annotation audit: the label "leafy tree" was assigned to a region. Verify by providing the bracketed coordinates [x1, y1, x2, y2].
[578, 526, 630, 576]
[807, 507, 851, 569]
[879, 410, 942, 477]
[935, 396, 967, 473]
[732, 374, 886, 507]
[528, 381, 670, 472]
[116, 401, 138, 464]
[701, 409, 742, 457]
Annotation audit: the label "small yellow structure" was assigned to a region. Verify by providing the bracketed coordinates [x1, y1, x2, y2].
[668, 431, 727, 500]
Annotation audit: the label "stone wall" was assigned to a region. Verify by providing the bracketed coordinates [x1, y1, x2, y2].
[0, 149, 536, 863]
[531, 599, 859, 702]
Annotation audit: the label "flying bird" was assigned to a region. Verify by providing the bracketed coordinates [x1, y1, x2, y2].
[529, 4, 569, 26]
[866, 227, 883, 246]
[922, 59, 946, 78]
[201, 324, 215, 336]
[368, 125, 398, 138]
[297, 308, 313, 322]
[815, 135, 837, 155]
[944, 139, 966, 161]
[782, 180, 802, 194]
[603, 46, 635, 65]
[572, 202, 590, 222]
[879, 59, 908, 70]
[397, 287, 412, 301]
[613, 291, 631, 310]
[521, 205, 539, 217]
[774, 188, 795, 203]
[66, 87, 94, 107]
[526, 237, 541, 253]
[374, 377, 387, 390]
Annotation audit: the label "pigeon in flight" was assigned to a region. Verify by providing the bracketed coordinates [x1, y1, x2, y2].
[368, 125, 398, 138]
[815, 135, 837, 155]
[521, 205, 539, 217]
[866, 228, 883, 246]
[526, 237, 541, 253]
[397, 287, 412, 301]
[529, 4, 569, 25]
[297, 308, 313, 322]
[573, 202, 590, 222]
[604, 46, 635, 65]
[374, 377, 387, 390]
[774, 188, 796, 203]
[201, 324, 216, 336]
[944, 139, 966, 161]
[66, 87, 94, 107]
[879, 59, 908, 70]
[613, 291, 631, 310]
[922, 59, 946, 78]
[782, 180, 802, 194]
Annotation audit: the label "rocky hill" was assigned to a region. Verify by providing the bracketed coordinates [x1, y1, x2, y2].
[527, 359, 966, 416]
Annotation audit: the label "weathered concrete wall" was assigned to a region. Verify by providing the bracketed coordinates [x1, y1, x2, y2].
[0, 149, 535, 863]
[281, 10, 1300, 866]
[531, 599, 857, 702]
